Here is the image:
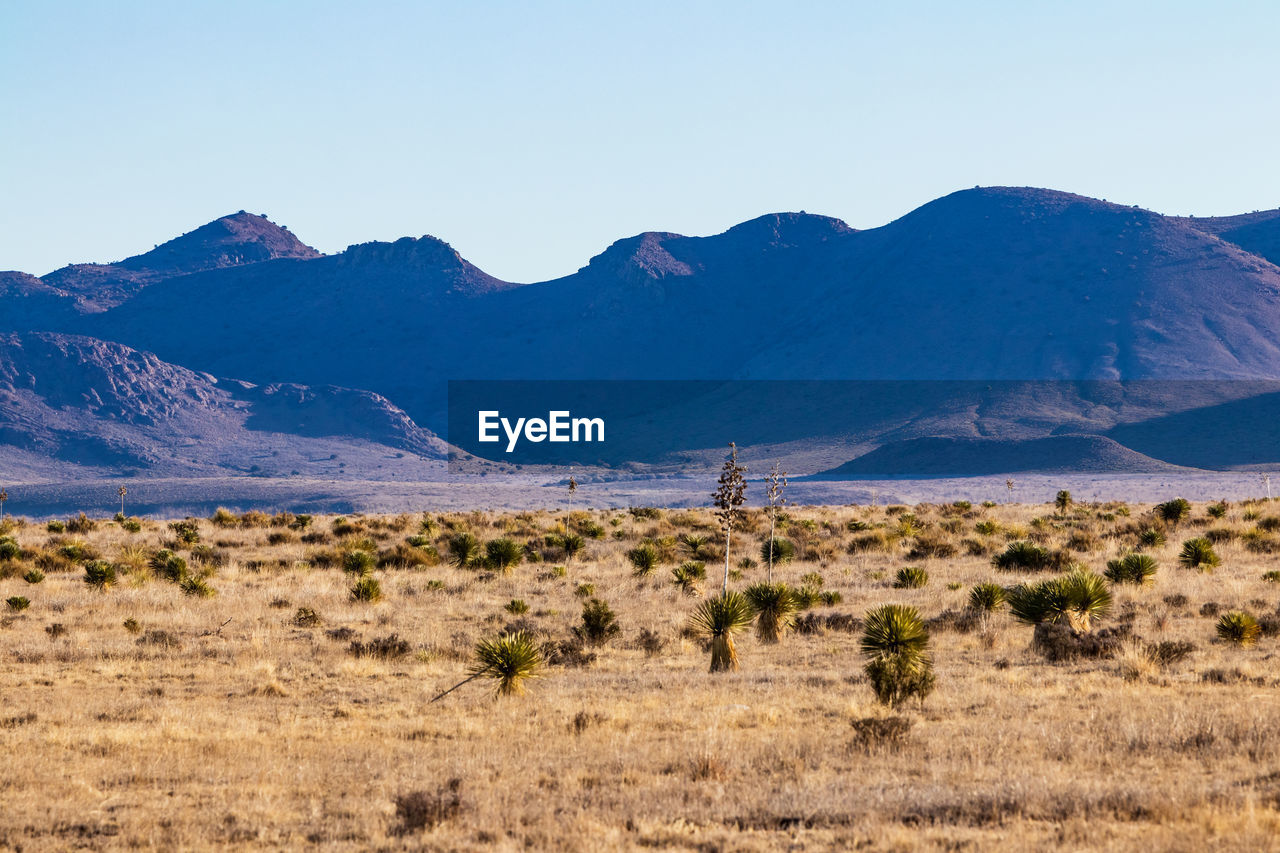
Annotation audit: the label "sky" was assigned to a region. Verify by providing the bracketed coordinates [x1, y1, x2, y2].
[3, 1, 1279, 282]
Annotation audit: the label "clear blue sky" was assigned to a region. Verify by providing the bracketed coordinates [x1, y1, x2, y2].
[3, 1, 1278, 281]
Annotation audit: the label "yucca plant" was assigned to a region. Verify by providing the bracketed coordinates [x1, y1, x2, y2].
[560, 533, 585, 563]
[573, 598, 621, 646]
[83, 560, 117, 590]
[627, 542, 660, 577]
[180, 575, 217, 597]
[350, 574, 382, 603]
[447, 532, 479, 567]
[744, 582, 798, 643]
[0, 537, 19, 561]
[1007, 569, 1112, 633]
[1179, 538, 1220, 571]
[6, 596, 30, 612]
[1055, 490, 1072, 513]
[893, 566, 929, 589]
[1137, 527, 1167, 549]
[759, 537, 795, 569]
[341, 548, 376, 574]
[150, 549, 188, 583]
[1157, 498, 1191, 527]
[1216, 611, 1260, 647]
[967, 581, 1006, 612]
[860, 604, 934, 707]
[680, 534, 712, 560]
[485, 538, 523, 573]
[992, 541, 1052, 571]
[670, 560, 706, 595]
[431, 631, 545, 702]
[688, 591, 754, 672]
[1104, 553, 1158, 585]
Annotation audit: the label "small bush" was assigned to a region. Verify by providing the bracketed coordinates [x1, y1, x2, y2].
[1217, 611, 1260, 647]
[393, 780, 463, 835]
[626, 542, 660, 576]
[341, 549, 376, 574]
[504, 599, 529, 615]
[22, 568, 44, 585]
[1178, 538, 1220, 571]
[1104, 553, 1158, 585]
[574, 598, 621, 646]
[123, 617, 142, 634]
[83, 560, 117, 590]
[670, 560, 706, 595]
[350, 575, 382, 602]
[759, 537, 795, 565]
[292, 607, 321, 627]
[850, 715, 914, 751]
[46, 520, 66, 534]
[6, 596, 30, 612]
[349, 634, 410, 659]
[893, 566, 929, 589]
[168, 519, 200, 545]
[967, 582, 1006, 612]
[0, 537, 19, 561]
[66, 513, 95, 534]
[993, 541, 1053, 571]
[1137, 528, 1167, 549]
[447, 532, 479, 567]
[1156, 498, 1191, 526]
[485, 538, 523, 573]
[180, 576, 217, 597]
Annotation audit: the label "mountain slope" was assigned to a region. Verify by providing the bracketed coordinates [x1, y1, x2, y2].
[0, 332, 446, 478]
[36, 212, 322, 313]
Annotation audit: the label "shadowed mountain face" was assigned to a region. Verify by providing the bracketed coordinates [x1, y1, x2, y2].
[6, 187, 1280, 480]
[0, 332, 445, 477]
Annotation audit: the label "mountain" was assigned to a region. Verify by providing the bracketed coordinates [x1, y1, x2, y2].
[23, 212, 321, 316]
[809, 435, 1187, 479]
[0, 332, 445, 479]
[7, 186, 1280, 485]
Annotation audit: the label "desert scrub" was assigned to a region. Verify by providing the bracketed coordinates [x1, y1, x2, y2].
[340, 548, 376, 574]
[860, 604, 934, 707]
[967, 581, 1006, 612]
[1104, 553, 1158, 585]
[1179, 538, 1220, 571]
[22, 568, 44, 585]
[688, 591, 754, 672]
[484, 538, 523, 573]
[744, 582, 798, 643]
[670, 561, 706, 595]
[626, 542, 660, 576]
[573, 598, 621, 646]
[504, 599, 529, 615]
[1216, 611, 1260, 647]
[350, 574, 382, 603]
[992, 540, 1053, 571]
[83, 560, 117, 590]
[893, 566, 929, 589]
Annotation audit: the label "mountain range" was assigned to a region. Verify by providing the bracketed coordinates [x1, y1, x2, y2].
[5, 187, 1280, 494]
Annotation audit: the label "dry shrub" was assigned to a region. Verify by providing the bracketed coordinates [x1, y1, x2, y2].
[393, 779, 462, 835]
[850, 715, 913, 751]
[1032, 622, 1130, 662]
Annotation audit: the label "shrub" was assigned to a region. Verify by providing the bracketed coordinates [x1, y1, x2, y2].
[975, 520, 999, 536]
[574, 582, 595, 598]
[1178, 538, 1220, 571]
[150, 550, 188, 583]
[168, 519, 200, 545]
[392, 780, 463, 835]
[66, 513, 95, 534]
[560, 533, 585, 561]
[22, 568, 44, 585]
[967, 581, 1006, 612]
[1217, 611, 1260, 647]
[1055, 490, 1072, 512]
[504, 599, 529, 615]
[341, 549, 376, 575]
[349, 634, 410, 659]
[350, 575, 382, 602]
[574, 598, 621, 646]
[470, 631, 544, 696]
[1137, 527, 1167, 549]
[680, 534, 712, 559]
[46, 520, 66, 533]
[6, 596, 30, 612]
[1032, 621, 1129, 661]
[292, 607, 321, 627]
[180, 576, 217, 597]
[860, 604, 933, 707]
[485, 538, 523, 573]
[123, 617, 142, 634]
[211, 508, 238, 527]
[850, 716, 914, 751]
[1156, 498, 1191, 526]
[893, 566, 929, 589]
[688, 591, 755, 672]
[83, 561, 117, 590]
[992, 541, 1053, 571]
[447, 532, 480, 567]
[1207, 502, 1228, 519]
[759, 537, 795, 566]
[626, 542, 660, 576]
[1007, 569, 1113, 633]
[0, 537, 19, 561]
[59, 540, 99, 563]
[670, 560, 706, 595]
[1264, 571, 1280, 583]
[744, 582, 798, 643]
[1104, 553, 1158, 585]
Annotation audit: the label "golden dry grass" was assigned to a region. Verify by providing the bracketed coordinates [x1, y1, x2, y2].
[3, 499, 1280, 851]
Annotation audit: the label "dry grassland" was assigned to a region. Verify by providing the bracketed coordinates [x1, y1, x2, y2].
[3, 498, 1280, 851]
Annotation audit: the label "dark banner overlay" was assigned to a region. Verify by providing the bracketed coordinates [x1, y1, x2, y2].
[446, 380, 1280, 474]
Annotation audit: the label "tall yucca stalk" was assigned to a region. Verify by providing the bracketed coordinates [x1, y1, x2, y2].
[763, 462, 787, 583]
[689, 591, 754, 672]
[712, 443, 747, 594]
[744, 582, 797, 643]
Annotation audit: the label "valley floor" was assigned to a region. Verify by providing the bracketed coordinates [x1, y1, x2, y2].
[2, 501, 1280, 850]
